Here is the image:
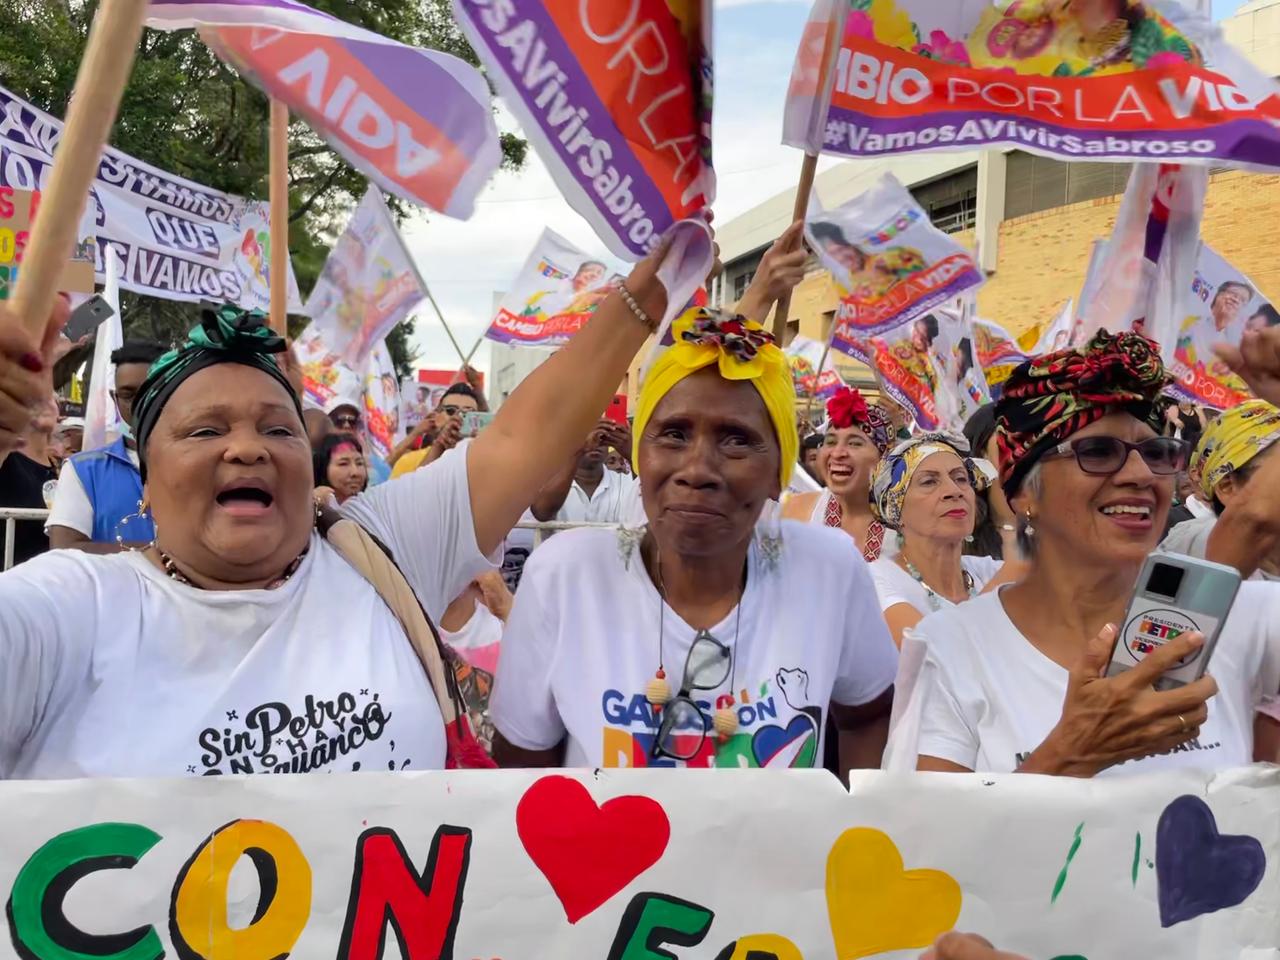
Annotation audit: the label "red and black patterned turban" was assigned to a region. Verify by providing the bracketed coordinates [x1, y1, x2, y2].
[995, 330, 1171, 499]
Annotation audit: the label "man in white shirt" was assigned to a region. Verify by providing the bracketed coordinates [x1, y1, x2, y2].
[532, 417, 640, 524]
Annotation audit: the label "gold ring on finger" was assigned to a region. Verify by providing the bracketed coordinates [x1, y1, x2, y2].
[1178, 714, 1188, 733]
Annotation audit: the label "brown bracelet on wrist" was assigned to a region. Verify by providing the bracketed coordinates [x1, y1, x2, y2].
[618, 283, 660, 333]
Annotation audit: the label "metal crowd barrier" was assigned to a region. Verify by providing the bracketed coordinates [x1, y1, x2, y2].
[0, 508, 615, 571]
[1, 508, 49, 571]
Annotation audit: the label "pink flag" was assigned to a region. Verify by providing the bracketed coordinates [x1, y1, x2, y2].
[147, 0, 502, 219]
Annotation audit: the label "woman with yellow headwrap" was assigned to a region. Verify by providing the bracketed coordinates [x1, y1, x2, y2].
[491, 307, 898, 774]
[1161, 400, 1280, 582]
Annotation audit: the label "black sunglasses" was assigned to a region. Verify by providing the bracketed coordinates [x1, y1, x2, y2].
[1044, 436, 1188, 477]
[650, 631, 732, 762]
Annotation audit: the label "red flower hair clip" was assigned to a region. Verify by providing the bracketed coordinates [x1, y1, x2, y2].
[826, 386, 869, 429]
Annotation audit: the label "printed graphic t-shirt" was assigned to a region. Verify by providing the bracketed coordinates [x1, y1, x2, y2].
[491, 523, 898, 769]
[912, 585, 1280, 776]
[0, 445, 494, 779]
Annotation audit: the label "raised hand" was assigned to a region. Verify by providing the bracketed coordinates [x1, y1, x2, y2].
[1026, 624, 1217, 777]
[921, 932, 1029, 960]
[736, 221, 807, 324]
[0, 296, 70, 454]
[1215, 327, 1280, 407]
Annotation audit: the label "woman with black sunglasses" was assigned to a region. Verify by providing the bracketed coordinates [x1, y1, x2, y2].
[907, 332, 1280, 777]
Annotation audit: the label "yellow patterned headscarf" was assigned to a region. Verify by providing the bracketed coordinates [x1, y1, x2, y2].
[633, 308, 797, 490]
[1192, 400, 1280, 500]
[871, 432, 977, 531]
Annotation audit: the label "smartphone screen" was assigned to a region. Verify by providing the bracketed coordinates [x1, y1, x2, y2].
[461, 411, 495, 437]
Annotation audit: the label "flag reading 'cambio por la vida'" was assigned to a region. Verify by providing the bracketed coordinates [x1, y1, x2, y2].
[784, 0, 1280, 170]
[147, 0, 503, 219]
[454, 0, 715, 260]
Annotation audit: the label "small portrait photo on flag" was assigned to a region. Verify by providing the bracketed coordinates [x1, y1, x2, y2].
[1170, 245, 1277, 410]
[813, 174, 984, 341]
[485, 229, 622, 348]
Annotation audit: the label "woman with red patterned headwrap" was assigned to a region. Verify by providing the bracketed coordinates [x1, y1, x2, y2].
[783, 387, 896, 562]
[902, 331, 1280, 778]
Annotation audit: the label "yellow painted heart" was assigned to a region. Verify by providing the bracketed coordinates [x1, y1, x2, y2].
[826, 827, 962, 960]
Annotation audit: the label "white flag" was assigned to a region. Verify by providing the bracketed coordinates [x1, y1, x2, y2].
[1076, 164, 1206, 362]
[305, 186, 428, 367]
[1035, 300, 1074, 355]
[82, 247, 125, 451]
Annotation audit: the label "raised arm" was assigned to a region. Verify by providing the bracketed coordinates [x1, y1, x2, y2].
[466, 249, 674, 556]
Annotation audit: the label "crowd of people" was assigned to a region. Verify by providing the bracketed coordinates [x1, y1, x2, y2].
[2, 227, 1280, 958]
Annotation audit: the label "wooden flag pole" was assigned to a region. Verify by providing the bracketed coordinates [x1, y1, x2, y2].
[10, 0, 148, 339]
[806, 338, 833, 425]
[769, 5, 845, 344]
[770, 152, 818, 343]
[268, 99, 289, 335]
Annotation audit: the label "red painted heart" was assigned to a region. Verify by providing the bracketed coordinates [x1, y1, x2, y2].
[516, 775, 671, 924]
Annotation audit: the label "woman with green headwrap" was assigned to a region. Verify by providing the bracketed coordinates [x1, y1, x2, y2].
[0, 244, 676, 779]
[490, 308, 898, 774]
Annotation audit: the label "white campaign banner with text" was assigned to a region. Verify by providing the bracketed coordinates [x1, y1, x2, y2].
[0, 83, 302, 311]
[0, 768, 1276, 960]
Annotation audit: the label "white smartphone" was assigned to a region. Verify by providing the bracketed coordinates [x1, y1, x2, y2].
[1107, 552, 1242, 691]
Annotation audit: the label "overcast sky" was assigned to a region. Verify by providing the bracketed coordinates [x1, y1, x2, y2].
[402, 0, 1254, 375]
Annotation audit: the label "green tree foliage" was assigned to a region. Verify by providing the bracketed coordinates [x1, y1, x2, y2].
[0, 0, 525, 377]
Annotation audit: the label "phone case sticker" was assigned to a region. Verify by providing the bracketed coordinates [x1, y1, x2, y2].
[1119, 606, 1221, 681]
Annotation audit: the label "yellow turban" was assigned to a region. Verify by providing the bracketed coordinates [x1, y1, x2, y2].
[1192, 399, 1280, 500]
[633, 308, 797, 491]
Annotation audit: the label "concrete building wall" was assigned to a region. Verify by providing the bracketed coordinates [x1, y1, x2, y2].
[1222, 0, 1280, 76]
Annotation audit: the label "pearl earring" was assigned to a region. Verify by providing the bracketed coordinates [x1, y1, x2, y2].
[1024, 509, 1036, 537]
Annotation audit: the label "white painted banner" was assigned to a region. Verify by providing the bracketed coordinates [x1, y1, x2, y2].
[0, 768, 1275, 959]
[0, 83, 302, 311]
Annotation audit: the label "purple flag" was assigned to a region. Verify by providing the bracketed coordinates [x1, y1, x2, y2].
[148, 0, 502, 218]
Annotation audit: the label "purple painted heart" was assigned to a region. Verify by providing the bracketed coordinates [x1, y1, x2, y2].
[1155, 794, 1266, 928]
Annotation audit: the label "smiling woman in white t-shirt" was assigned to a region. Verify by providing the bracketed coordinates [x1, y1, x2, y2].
[866, 432, 1009, 644]
[491, 305, 899, 774]
[912, 332, 1280, 778]
[0, 245, 680, 780]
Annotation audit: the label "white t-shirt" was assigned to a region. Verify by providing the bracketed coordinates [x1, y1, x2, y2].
[557, 469, 641, 524]
[491, 522, 899, 769]
[0, 445, 494, 780]
[1160, 516, 1278, 582]
[440, 601, 504, 676]
[912, 584, 1280, 776]
[45, 446, 141, 536]
[869, 555, 1002, 616]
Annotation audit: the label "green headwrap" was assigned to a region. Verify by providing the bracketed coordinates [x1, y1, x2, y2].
[132, 303, 302, 479]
